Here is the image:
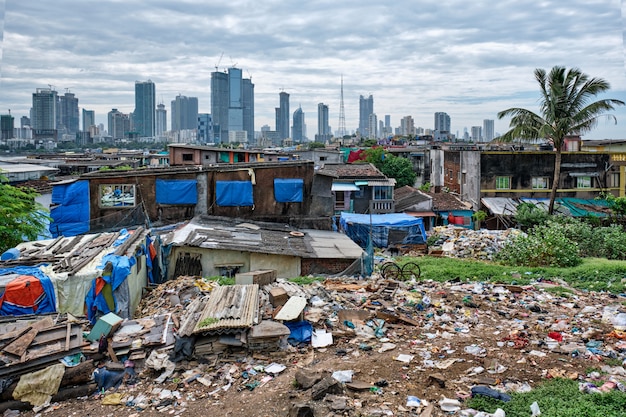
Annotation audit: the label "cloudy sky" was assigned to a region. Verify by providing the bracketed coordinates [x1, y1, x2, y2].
[0, 0, 624, 139]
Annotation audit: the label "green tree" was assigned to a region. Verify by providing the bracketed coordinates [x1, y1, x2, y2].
[497, 66, 624, 214]
[0, 175, 50, 253]
[364, 148, 416, 188]
[308, 142, 326, 149]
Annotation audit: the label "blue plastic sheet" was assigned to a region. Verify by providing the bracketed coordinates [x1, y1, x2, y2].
[156, 179, 198, 205]
[215, 181, 254, 206]
[284, 320, 312, 345]
[340, 212, 427, 248]
[49, 180, 90, 237]
[0, 266, 57, 315]
[274, 178, 303, 203]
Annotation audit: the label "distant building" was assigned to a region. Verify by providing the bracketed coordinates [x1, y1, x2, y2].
[156, 103, 167, 136]
[210, 68, 254, 144]
[401, 116, 415, 136]
[277, 91, 290, 140]
[171, 95, 198, 132]
[1, 114, 14, 140]
[434, 112, 451, 141]
[134, 80, 156, 138]
[197, 113, 213, 143]
[32, 87, 58, 140]
[82, 109, 95, 132]
[483, 119, 494, 142]
[359, 95, 374, 137]
[108, 108, 130, 140]
[316, 103, 331, 143]
[471, 126, 482, 142]
[59, 92, 79, 135]
[368, 113, 378, 139]
[292, 106, 305, 143]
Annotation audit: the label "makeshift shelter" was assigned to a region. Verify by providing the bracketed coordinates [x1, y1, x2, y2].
[339, 212, 427, 248]
[0, 270, 57, 316]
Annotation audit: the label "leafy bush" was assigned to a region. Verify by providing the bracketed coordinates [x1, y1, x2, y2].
[595, 224, 626, 260]
[514, 202, 550, 229]
[496, 220, 581, 267]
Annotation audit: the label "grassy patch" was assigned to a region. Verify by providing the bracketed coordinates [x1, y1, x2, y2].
[288, 276, 326, 285]
[205, 275, 235, 286]
[399, 256, 626, 293]
[466, 378, 626, 417]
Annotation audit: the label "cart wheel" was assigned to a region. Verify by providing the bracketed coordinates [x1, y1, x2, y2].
[381, 263, 401, 280]
[400, 262, 421, 280]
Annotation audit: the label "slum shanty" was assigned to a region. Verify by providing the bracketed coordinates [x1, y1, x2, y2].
[0, 224, 625, 416]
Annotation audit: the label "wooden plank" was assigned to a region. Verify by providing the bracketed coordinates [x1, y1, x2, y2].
[65, 322, 71, 351]
[3, 328, 38, 357]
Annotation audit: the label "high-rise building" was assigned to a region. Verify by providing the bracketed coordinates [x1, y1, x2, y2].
[197, 113, 213, 143]
[58, 92, 79, 135]
[20, 116, 30, 128]
[471, 126, 482, 141]
[434, 112, 451, 141]
[82, 109, 95, 132]
[278, 91, 290, 140]
[32, 88, 58, 137]
[210, 68, 254, 144]
[359, 95, 374, 137]
[171, 95, 198, 132]
[316, 102, 331, 143]
[368, 113, 378, 139]
[1, 114, 14, 140]
[156, 103, 167, 136]
[108, 108, 130, 140]
[134, 80, 156, 138]
[401, 116, 415, 136]
[292, 106, 305, 143]
[483, 119, 495, 142]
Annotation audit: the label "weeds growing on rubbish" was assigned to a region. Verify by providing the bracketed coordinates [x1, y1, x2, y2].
[466, 378, 626, 417]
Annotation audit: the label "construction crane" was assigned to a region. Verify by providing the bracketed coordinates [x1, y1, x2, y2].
[214, 52, 224, 72]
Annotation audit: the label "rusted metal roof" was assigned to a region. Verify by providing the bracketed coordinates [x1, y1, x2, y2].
[193, 284, 259, 334]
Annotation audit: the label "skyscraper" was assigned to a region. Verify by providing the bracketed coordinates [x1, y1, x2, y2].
[197, 113, 213, 143]
[471, 126, 482, 141]
[483, 119, 495, 142]
[108, 108, 130, 140]
[210, 68, 254, 144]
[171, 95, 198, 132]
[434, 112, 451, 141]
[292, 106, 305, 143]
[82, 109, 95, 132]
[368, 113, 378, 139]
[316, 102, 331, 143]
[359, 95, 374, 138]
[134, 80, 156, 138]
[278, 91, 290, 140]
[156, 103, 167, 136]
[0, 114, 14, 140]
[58, 92, 79, 135]
[31, 88, 58, 140]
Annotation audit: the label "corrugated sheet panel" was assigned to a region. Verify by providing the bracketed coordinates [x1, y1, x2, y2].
[193, 284, 259, 334]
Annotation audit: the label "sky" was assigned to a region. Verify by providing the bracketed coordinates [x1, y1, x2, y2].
[0, 0, 625, 140]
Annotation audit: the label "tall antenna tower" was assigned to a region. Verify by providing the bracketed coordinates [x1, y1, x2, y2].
[338, 75, 346, 137]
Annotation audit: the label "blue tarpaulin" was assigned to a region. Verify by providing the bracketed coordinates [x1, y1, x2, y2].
[340, 212, 427, 248]
[274, 178, 303, 203]
[0, 266, 57, 315]
[156, 179, 198, 204]
[215, 181, 254, 206]
[49, 180, 90, 237]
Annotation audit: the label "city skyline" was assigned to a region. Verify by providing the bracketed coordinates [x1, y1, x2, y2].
[0, 1, 625, 139]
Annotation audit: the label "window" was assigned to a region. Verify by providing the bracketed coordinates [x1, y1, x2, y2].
[182, 153, 193, 161]
[373, 186, 392, 200]
[495, 176, 510, 190]
[576, 176, 592, 189]
[99, 184, 136, 208]
[532, 177, 549, 189]
[319, 156, 327, 161]
[609, 173, 620, 188]
[274, 178, 304, 203]
[215, 181, 254, 206]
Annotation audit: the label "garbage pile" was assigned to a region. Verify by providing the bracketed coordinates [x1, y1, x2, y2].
[429, 226, 523, 260]
[1, 270, 626, 417]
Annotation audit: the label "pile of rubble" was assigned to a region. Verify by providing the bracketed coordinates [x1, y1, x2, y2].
[429, 226, 524, 260]
[1, 268, 626, 417]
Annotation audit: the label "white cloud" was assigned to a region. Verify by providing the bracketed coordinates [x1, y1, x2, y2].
[0, 0, 624, 139]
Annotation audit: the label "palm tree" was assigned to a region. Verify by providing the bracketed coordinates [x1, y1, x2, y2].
[497, 66, 624, 214]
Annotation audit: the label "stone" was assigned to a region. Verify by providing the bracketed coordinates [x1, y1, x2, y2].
[289, 402, 315, 417]
[311, 376, 343, 400]
[295, 368, 325, 390]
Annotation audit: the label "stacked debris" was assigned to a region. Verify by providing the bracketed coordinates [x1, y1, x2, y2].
[429, 225, 523, 260]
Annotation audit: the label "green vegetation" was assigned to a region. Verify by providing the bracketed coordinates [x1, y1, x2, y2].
[98, 165, 134, 171]
[307, 142, 326, 149]
[466, 378, 626, 417]
[395, 256, 626, 293]
[198, 317, 218, 327]
[288, 276, 325, 285]
[498, 66, 624, 214]
[205, 275, 235, 286]
[364, 147, 416, 188]
[0, 174, 50, 253]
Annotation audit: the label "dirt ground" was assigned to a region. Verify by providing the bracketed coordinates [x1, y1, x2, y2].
[15, 278, 626, 417]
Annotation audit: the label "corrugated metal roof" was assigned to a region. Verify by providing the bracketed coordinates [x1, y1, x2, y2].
[368, 179, 397, 186]
[193, 284, 259, 334]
